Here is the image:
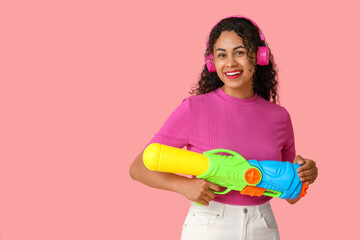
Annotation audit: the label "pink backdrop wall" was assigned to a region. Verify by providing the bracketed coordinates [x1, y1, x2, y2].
[1, 0, 358, 239]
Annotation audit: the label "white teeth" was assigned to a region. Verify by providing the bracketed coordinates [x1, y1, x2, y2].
[226, 71, 242, 76]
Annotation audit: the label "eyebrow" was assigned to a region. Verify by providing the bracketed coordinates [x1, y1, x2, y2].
[215, 46, 245, 52]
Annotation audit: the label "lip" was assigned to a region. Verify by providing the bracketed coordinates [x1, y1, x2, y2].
[225, 70, 243, 79]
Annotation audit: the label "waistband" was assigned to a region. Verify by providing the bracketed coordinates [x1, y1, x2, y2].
[188, 200, 273, 219]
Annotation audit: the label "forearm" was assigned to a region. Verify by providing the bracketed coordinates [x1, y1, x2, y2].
[129, 150, 188, 194]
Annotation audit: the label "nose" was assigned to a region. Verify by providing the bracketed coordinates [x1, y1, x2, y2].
[225, 55, 237, 68]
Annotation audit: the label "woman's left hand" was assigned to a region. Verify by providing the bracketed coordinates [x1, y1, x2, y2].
[293, 155, 318, 185]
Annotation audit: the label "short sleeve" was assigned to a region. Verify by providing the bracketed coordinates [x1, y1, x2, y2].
[145, 98, 190, 149]
[281, 111, 296, 163]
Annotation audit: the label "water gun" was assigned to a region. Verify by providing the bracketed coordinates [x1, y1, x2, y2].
[143, 143, 309, 199]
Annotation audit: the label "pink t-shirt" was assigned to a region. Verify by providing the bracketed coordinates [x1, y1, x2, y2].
[146, 87, 296, 206]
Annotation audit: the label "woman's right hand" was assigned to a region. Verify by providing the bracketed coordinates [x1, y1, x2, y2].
[175, 178, 221, 206]
[130, 150, 220, 206]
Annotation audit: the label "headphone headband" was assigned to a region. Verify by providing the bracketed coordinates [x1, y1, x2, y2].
[210, 15, 265, 42]
[207, 15, 266, 49]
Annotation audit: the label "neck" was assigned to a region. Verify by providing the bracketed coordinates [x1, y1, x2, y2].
[221, 86, 255, 99]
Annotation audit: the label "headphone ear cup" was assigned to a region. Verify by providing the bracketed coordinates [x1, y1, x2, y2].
[205, 53, 216, 72]
[257, 46, 269, 66]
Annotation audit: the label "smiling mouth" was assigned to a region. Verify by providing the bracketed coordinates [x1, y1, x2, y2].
[225, 70, 243, 79]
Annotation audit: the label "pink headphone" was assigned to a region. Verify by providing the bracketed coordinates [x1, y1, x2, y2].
[205, 15, 269, 72]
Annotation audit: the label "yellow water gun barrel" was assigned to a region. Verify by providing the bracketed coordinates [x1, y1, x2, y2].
[143, 143, 209, 176]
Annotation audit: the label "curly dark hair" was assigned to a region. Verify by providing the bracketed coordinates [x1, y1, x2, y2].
[190, 17, 279, 103]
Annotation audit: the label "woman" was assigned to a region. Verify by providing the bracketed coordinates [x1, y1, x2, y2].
[130, 15, 318, 240]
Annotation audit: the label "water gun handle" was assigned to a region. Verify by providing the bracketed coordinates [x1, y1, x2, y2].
[201, 148, 247, 195]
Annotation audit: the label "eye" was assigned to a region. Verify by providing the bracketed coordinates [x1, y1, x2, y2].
[217, 53, 226, 58]
[236, 51, 245, 56]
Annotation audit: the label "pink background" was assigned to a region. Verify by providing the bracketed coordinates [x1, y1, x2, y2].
[1, 0, 359, 239]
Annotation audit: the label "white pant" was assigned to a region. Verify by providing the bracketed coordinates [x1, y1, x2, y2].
[181, 201, 280, 240]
